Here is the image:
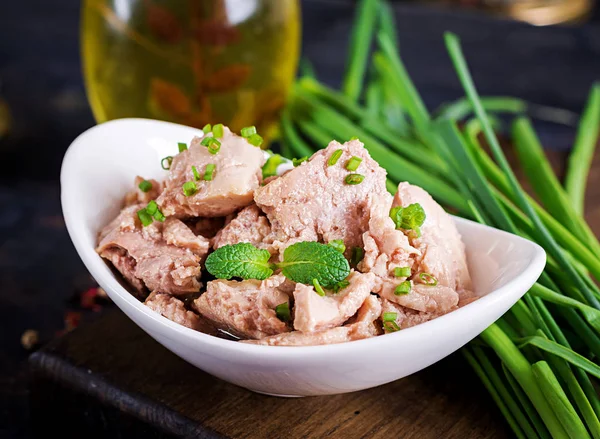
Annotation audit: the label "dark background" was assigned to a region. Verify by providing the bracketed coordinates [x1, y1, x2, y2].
[2, 0, 600, 437]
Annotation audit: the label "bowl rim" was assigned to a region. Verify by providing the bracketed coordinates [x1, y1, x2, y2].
[61, 118, 547, 359]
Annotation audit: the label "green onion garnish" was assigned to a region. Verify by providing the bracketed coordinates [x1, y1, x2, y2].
[275, 302, 291, 322]
[313, 278, 326, 296]
[182, 181, 198, 197]
[192, 165, 201, 181]
[394, 281, 411, 295]
[345, 173, 365, 185]
[328, 239, 346, 254]
[382, 312, 400, 331]
[293, 156, 308, 167]
[349, 136, 359, 141]
[328, 149, 343, 166]
[202, 124, 212, 133]
[178, 142, 188, 152]
[332, 279, 350, 293]
[247, 133, 263, 147]
[241, 126, 257, 138]
[201, 137, 221, 154]
[161, 156, 173, 170]
[146, 200, 158, 215]
[383, 312, 398, 322]
[394, 266, 411, 278]
[138, 180, 153, 193]
[153, 209, 166, 222]
[213, 123, 224, 138]
[137, 209, 153, 227]
[351, 246, 364, 266]
[204, 163, 216, 181]
[345, 156, 362, 171]
[419, 272, 438, 286]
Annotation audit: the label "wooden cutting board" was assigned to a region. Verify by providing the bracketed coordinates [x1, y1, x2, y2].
[29, 309, 510, 439]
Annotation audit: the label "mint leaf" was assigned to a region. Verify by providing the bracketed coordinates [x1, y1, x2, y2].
[205, 243, 273, 280]
[279, 242, 350, 288]
[262, 153, 284, 179]
[390, 203, 426, 237]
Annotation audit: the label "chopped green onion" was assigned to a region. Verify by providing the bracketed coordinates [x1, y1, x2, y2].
[153, 209, 165, 222]
[275, 302, 291, 322]
[201, 136, 221, 154]
[263, 154, 284, 179]
[293, 156, 308, 167]
[191, 165, 201, 181]
[419, 272, 438, 286]
[395, 281, 411, 295]
[146, 200, 158, 215]
[345, 156, 362, 171]
[351, 246, 364, 266]
[349, 136, 359, 141]
[394, 266, 411, 278]
[161, 156, 173, 170]
[204, 164, 216, 181]
[328, 149, 343, 166]
[241, 126, 257, 137]
[138, 180, 153, 193]
[178, 142, 188, 152]
[332, 279, 350, 293]
[382, 312, 400, 332]
[182, 181, 198, 197]
[202, 124, 212, 133]
[345, 173, 365, 185]
[313, 278, 326, 296]
[213, 123, 224, 138]
[247, 133, 263, 147]
[137, 209, 153, 227]
[328, 239, 346, 254]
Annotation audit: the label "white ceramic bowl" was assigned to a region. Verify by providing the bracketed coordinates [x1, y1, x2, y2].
[61, 118, 546, 397]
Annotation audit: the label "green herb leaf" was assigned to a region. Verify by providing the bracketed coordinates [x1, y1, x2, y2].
[138, 180, 153, 193]
[279, 241, 350, 288]
[390, 203, 426, 236]
[332, 279, 350, 293]
[263, 154, 284, 179]
[350, 247, 364, 266]
[205, 243, 273, 280]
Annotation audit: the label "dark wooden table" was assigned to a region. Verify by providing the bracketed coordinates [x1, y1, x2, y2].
[2, 1, 600, 438]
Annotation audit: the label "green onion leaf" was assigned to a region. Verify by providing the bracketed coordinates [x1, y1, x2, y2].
[161, 156, 173, 170]
[178, 142, 188, 152]
[419, 272, 438, 286]
[351, 247, 364, 266]
[383, 312, 397, 322]
[182, 181, 197, 197]
[213, 123, 224, 138]
[328, 239, 346, 254]
[138, 180, 153, 193]
[202, 124, 212, 133]
[345, 173, 365, 185]
[146, 200, 158, 215]
[204, 163, 216, 181]
[382, 311, 400, 332]
[275, 302, 291, 322]
[191, 165, 201, 181]
[394, 281, 411, 295]
[292, 156, 307, 167]
[394, 266, 411, 278]
[328, 149, 343, 166]
[137, 208, 153, 227]
[345, 156, 363, 171]
[263, 154, 284, 179]
[313, 278, 326, 296]
[389, 203, 426, 237]
[241, 126, 257, 138]
[247, 133, 263, 147]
